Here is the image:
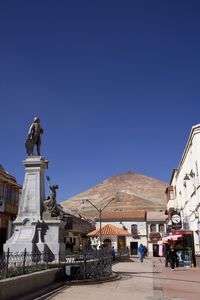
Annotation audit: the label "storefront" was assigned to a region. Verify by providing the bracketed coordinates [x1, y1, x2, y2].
[162, 230, 196, 267]
[149, 232, 163, 257]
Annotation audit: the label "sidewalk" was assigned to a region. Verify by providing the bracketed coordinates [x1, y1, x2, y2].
[46, 257, 200, 300]
[153, 257, 200, 300]
[48, 257, 156, 300]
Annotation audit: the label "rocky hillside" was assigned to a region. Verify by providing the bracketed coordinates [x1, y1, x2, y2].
[61, 171, 168, 219]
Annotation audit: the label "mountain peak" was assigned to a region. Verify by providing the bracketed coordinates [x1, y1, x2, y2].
[61, 172, 168, 218]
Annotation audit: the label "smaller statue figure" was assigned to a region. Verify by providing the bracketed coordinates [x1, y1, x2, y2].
[43, 176, 59, 217]
[25, 117, 43, 156]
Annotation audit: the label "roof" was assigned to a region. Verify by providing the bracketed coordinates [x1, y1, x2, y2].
[147, 211, 167, 222]
[176, 124, 200, 178]
[0, 164, 21, 188]
[87, 224, 131, 237]
[95, 210, 146, 221]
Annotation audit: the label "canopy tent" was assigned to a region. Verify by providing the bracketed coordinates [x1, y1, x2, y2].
[162, 234, 182, 243]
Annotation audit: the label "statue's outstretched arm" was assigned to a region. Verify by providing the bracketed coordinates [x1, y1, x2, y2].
[46, 176, 53, 191]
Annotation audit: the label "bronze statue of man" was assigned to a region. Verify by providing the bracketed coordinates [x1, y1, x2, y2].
[25, 117, 43, 156]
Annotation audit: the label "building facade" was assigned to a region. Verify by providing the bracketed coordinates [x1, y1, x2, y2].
[146, 211, 167, 256]
[0, 165, 21, 253]
[95, 210, 147, 254]
[89, 210, 167, 256]
[166, 124, 200, 255]
[63, 212, 95, 253]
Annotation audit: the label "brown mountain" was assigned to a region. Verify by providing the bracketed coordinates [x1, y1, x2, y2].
[61, 171, 168, 219]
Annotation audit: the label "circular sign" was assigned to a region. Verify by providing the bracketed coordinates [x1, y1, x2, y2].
[172, 214, 181, 224]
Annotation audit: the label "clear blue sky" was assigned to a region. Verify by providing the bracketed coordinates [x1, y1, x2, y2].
[1, 1, 200, 201]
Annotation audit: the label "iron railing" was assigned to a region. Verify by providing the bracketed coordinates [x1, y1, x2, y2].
[62, 249, 112, 280]
[0, 248, 51, 280]
[0, 248, 113, 280]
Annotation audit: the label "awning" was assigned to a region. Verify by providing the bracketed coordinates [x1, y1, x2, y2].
[162, 234, 182, 243]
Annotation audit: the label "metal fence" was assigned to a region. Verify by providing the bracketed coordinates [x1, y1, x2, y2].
[0, 248, 113, 281]
[0, 249, 51, 280]
[62, 249, 112, 280]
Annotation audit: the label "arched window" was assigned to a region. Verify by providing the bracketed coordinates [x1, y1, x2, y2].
[159, 224, 164, 232]
[150, 224, 156, 232]
[131, 224, 138, 235]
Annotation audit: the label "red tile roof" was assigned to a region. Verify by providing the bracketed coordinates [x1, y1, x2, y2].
[87, 224, 131, 237]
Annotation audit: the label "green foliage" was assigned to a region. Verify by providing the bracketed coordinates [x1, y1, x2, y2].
[0, 264, 47, 280]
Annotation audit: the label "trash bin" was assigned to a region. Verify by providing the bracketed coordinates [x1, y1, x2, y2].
[65, 265, 80, 280]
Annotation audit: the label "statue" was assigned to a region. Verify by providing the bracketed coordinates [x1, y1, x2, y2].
[25, 117, 43, 156]
[43, 176, 60, 217]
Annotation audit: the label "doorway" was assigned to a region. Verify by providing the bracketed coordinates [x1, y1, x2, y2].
[118, 236, 126, 250]
[153, 244, 159, 257]
[130, 242, 138, 255]
[103, 238, 112, 249]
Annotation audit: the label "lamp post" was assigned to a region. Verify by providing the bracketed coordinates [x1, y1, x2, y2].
[83, 197, 114, 249]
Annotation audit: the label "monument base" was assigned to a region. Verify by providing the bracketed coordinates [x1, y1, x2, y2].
[3, 156, 65, 261]
[42, 219, 65, 261]
[4, 220, 42, 253]
[4, 219, 65, 261]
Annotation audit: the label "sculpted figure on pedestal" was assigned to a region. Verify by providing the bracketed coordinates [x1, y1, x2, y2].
[44, 176, 60, 217]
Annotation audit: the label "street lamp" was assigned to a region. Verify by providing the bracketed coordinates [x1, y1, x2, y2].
[82, 197, 114, 248]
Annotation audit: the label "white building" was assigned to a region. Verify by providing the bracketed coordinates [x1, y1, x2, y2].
[146, 211, 167, 256]
[94, 210, 147, 254]
[166, 124, 200, 254]
[88, 210, 167, 256]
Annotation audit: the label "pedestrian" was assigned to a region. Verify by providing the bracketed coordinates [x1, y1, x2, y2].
[169, 246, 177, 270]
[138, 244, 144, 262]
[111, 246, 116, 260]
[163, 244, 170, 267]
[143, 245, 148, 258]
[79, 243, 83, 252]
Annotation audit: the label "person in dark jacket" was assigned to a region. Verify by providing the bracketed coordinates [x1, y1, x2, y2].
[169, 246, 177, 270]
[143, 245, 148, 258]
[111, 246, 116, 260]
[164, 244, 170, 267]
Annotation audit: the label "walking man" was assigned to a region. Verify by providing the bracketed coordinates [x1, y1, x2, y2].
[138, 244, 144, 263]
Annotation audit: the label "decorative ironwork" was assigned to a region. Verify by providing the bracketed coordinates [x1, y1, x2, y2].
[0, 248, 113, 281]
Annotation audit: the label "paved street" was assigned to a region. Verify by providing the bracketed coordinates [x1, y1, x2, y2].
[47, 257, 200, 300]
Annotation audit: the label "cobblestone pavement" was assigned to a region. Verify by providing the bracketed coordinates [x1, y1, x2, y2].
[47, 257, 200, 300]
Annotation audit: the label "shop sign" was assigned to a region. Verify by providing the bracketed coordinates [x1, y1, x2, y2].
[149, 232, 161, 242]
[171, 230, 193, 235]
[171, 211, 182, 230]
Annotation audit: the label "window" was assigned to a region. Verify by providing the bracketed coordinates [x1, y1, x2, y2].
[150, 224, 156, 232]
[131, 224, 138, 235]
[169, 190, 174, 200]
[159, 224, 164, 232]
[65, 217, 73, 230]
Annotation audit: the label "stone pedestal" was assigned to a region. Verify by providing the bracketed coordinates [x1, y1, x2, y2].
[17, 157, 47, 223]
[42, 220, 65, 261]
[4, 156, 65, 259]
[4, 157, 47, 253]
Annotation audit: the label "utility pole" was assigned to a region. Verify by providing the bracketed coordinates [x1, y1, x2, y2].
[84, 198, 114, 248]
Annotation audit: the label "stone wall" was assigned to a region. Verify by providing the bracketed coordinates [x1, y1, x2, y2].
[0, 268, 59, 300]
